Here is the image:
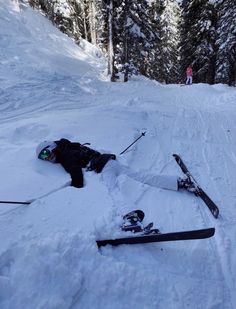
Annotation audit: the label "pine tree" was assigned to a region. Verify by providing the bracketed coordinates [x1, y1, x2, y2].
[28, 0, 84, 42]
[95, 0, 159, 82]
[160, 0, 180, 83]
[179, 0, 217, 84]
[85, 0, 97, 44]
[215, 0, 236, 85]
[117, 0, 159, 81]
[94, 0, 109, 50]
[145, 0, 164, 81]
[26, 0, 236, 86]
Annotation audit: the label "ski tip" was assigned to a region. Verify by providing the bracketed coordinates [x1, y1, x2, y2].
[173, 154, 180, 160]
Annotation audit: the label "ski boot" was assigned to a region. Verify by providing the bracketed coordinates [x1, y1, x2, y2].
[121, 210, 160, 235]
[121, 210, 144, 233]
[178, 177, 196, 193]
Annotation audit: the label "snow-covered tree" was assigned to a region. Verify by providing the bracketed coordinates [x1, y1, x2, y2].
[143, 0, 164, 81]
[94, 0, 121, 81]
[96, 0, 160, 82]
[106, 0, 116, 81]
[215, 0, 236, 85]
[26, 0, 236, 86]
[179, 0, 217, 84]
[159, 0, 180, 83]
[27, 0, 84, 42]
[116, 0, 160, 81]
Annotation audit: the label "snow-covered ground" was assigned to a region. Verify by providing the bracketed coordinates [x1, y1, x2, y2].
[0, 1, 236, 308]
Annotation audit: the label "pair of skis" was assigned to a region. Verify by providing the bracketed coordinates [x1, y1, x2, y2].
[97, 155, 218, 247]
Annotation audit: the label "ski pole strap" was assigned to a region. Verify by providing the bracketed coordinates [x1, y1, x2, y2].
[120, 132, 146, 155]
[0, 200, 31, 205]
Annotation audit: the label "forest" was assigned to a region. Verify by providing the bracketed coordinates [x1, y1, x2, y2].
[24, 0, 236, 85]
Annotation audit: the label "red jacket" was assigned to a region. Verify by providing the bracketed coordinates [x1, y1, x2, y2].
[186, 67, 193, 76]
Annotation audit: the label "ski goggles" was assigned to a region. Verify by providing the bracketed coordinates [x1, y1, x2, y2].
[38, 148, 51, 160]
[38, 144, 56, 160]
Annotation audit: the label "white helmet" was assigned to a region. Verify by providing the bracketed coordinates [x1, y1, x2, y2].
[36, 141, 57, 160]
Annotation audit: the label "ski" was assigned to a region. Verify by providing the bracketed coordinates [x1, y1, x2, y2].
[96, 227, 215, 247]
[173, 154, 219, 218]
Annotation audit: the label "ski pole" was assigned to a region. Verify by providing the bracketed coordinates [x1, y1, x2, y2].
[0, 181, 71, 206]
[0, 200, 31, 205]
[119, 132, 146, 155]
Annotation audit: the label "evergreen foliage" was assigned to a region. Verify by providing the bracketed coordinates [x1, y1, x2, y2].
[179, 0, 216, 84]
[25, 0, 236, 85]
[142, 0, 164, 81]
[215, 0, 236, 85]
[159, 0, 180, 83]
[117, 1, 159, 81]
[27, 0, 84, 42]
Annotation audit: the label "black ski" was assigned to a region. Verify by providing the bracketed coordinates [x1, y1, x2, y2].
[173, 154, 219, 218]
[96, 227, 215, 247]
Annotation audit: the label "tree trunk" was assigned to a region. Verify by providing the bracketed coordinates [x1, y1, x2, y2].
[81, 0, 88, 41]
[108, 0, 116, 81]
[89, 0, 97, 44]
[123, 0, 129, 82]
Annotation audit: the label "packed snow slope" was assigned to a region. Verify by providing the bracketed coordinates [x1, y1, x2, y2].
[0, 1, 236, 308]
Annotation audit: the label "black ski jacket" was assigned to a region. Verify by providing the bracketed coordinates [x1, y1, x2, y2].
[53, 138, 115, 188]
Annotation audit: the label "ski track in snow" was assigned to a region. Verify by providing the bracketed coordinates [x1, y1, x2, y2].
[170, 100, 236, 308]
[0, 2, 236, 308]
[1, 82, 235, 308]
[98, 87, 235, 309]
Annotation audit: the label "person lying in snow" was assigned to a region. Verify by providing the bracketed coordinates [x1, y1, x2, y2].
[36, 138, 193, 191]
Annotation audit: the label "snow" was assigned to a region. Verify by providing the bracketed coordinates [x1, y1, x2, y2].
[0, 1, 236, 308]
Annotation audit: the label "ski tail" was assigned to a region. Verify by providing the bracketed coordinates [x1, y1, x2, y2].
[96, 228, 215, 247]
[197, 189, 219, 218]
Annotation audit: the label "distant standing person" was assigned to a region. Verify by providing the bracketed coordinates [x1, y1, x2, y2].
[186, 66, 193, 85]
